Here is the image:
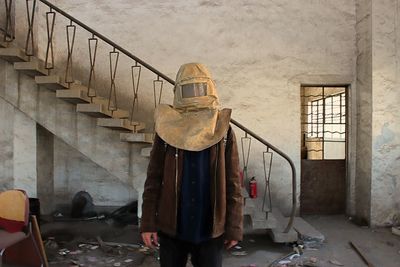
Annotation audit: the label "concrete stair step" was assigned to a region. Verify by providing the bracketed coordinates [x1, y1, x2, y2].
[244, 204, 255, 215]
[267, 209, 298, 243]
[56, 89, 90, 104]
[97, 118, 142, 132]
[14, 58, 47, 77]
[76, 103, 129, 118]
[292, 217, 325, 247]
[120, 132, 154, 144]
[0, 40, 8, 48]
[0, 47, 28, 62]
[252, 212, 277, 229]
[0, 33, 9, 48]
[141, 146, 152, 157]
[35, 75, 68, 90]
[244, 196, 255, 206]
[242, 187, 250, 199]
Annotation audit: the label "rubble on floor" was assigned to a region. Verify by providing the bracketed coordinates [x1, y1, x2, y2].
[35, 215, 400, 267]
[44, 235, 149, 267]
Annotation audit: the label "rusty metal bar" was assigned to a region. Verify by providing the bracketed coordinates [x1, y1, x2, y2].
[65, 21, 76, 87]
[262, 149, 273, 213]
[25, 0, 36, 56]
[153, 76, 163, 108]
[130, 63, 141, 124]
[108, 48, 119, 112]
[87, 35, 98, 101]
[44, 9, 55, 71]
[4, 0, 14, 42]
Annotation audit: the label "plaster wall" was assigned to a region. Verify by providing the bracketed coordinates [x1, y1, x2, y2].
[29, 0, 356, 215]
[53, 136, 136, 207]
[355, 0, 373, 223]
[0, 96, 37, 197]
[37, 124, 55, 214]
[370, 0, 400, 226]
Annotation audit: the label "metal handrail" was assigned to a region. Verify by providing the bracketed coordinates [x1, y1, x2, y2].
[38, 0, 174, 85]
[36, 0, 297, 233]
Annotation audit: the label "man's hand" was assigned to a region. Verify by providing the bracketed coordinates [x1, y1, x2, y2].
[224, 240, 238, 250]
[141, 232, 159, 248]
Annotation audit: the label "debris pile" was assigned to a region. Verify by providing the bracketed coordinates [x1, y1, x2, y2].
[44, 236, 148, 267]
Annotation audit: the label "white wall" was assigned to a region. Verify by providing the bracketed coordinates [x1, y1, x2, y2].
[370, 0, 400, 226]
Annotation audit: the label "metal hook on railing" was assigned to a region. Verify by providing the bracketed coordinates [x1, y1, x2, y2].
[44, 8, 55, 72]
[130, 62, 141, 124]
[65, 21, 76, 87]
[87, 35, 98, 102]
[108, 48, 119, 113]
[25, 0, 36, 56]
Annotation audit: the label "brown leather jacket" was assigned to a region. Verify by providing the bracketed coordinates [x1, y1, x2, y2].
[140, 127, 243, 241]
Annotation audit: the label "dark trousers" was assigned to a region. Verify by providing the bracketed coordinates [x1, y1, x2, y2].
[159, 232, 224, 267]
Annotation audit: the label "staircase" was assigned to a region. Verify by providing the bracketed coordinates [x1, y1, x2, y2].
[0, 0, 297, 242]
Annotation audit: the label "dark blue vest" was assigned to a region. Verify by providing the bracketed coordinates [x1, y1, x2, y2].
[176, 148, 213, 243]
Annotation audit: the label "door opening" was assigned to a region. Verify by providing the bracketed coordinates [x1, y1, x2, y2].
[300, 86, 348, 215]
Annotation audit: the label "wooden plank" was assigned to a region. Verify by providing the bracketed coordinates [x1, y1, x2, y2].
[349, 241, 376, 267]
[31, 215, 49, 267]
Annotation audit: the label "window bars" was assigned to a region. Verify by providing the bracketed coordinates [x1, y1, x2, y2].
[301, 86, 347, 160]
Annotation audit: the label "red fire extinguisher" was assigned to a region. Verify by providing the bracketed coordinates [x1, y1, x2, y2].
[249, 176, 257, 198]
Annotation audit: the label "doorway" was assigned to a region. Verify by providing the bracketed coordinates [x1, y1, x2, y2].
[300, 86, 348, 215]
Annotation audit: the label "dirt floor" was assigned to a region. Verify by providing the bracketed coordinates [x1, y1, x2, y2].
[4, 215, 400, 267]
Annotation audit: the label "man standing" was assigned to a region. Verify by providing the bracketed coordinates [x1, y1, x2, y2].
[140, 63, 243, 267]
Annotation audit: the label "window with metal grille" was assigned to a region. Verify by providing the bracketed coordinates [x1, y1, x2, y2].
[301, 87, 347, 160]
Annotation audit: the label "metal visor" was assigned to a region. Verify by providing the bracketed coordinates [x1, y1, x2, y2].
[181, 83, 207, 98]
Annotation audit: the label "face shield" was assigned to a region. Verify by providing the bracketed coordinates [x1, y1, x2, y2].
[181, 82, 207, 98]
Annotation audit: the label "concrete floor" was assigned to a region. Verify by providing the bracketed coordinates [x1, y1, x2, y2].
[3, 215, 400, 267]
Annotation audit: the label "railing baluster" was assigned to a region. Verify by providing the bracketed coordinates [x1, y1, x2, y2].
[25, 0, 36, 56]
[241, 133, 252, 181]
[65, 20, 76, 87]
[4, 0, 14, 42]
[153, 76, 163, 108]
[262, 149, 273, 212]
[87, 34, 98, 102]
[130, 62, 141, 124]
[108, 48, 119, 113]
[44, 8, 55, 72]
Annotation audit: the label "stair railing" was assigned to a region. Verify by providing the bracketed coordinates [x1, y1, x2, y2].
[3, 0, 297, 233]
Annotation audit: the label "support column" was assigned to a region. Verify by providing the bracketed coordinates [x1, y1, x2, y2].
[37, 124, 54, 214]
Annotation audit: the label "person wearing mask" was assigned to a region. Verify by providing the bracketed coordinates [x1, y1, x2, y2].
[140, 63, 243, 267]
